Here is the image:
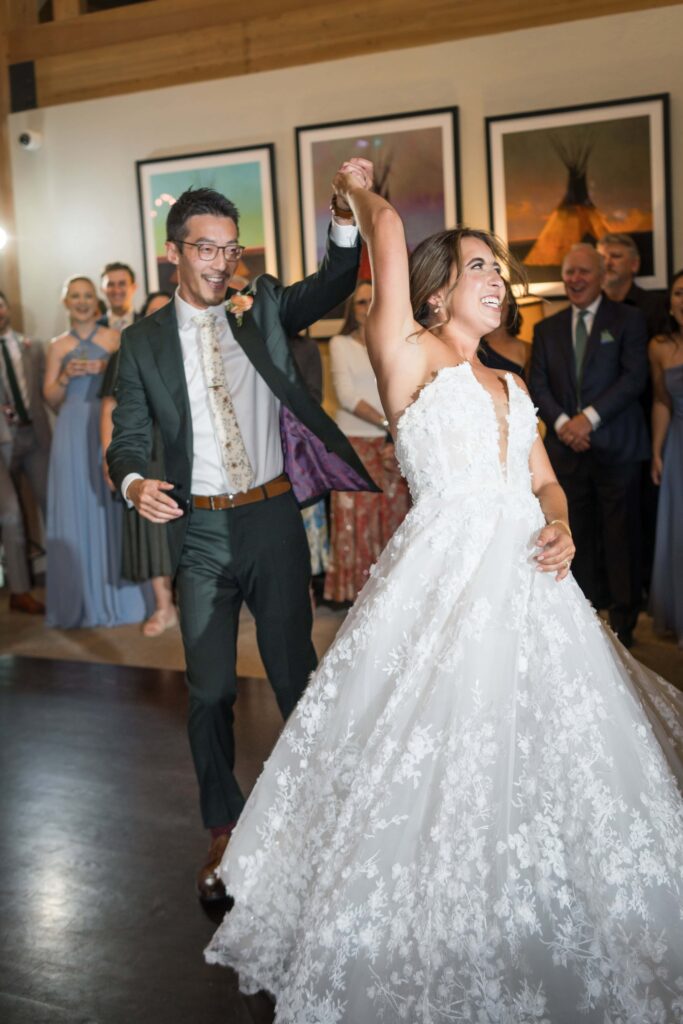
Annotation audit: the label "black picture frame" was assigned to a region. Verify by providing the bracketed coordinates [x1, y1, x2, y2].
[136, 143, 281, 296]
[296, 107, 461, 334]
[486, 94, 671, 297]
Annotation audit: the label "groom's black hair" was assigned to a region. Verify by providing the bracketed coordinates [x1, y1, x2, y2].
[166, 187, 240, 242]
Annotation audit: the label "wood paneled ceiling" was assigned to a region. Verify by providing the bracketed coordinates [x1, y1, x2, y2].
[1, 0, 680, 108]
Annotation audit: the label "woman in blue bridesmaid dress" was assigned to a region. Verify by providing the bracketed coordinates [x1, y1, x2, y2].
[649, 268, 683, 647]
[43, 275, 150, 628]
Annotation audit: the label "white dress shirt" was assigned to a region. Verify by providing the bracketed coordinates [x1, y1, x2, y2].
[122, 220, 359, 500]
[107, 310, 135, 332]
[0, 330, 30, 411]
[554, 295, 602, 434]
[176, 292, 283, 494]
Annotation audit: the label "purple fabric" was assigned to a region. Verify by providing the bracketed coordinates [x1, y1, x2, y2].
[280, 406, 370, 505]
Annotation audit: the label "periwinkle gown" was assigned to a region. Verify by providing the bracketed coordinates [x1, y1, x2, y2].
[649, 363, 683, 647]
[206, 363, 683, 1023]
[46, 331, 150, 628]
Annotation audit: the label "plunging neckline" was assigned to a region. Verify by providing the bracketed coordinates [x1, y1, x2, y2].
[396, 362, 515, 481]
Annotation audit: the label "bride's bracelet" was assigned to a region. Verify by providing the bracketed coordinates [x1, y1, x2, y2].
[548, 518, 572, 539]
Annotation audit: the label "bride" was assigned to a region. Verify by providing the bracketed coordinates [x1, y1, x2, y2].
[206, 161, 683, 1022]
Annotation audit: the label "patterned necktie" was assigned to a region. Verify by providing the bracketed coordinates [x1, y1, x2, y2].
[0, 336, 30, 424]
[193, 312, 254, 493]
[574, 309, 589, 410]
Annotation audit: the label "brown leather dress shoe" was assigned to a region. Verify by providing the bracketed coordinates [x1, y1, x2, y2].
[196, 833, 230, 902]
[9, 592, 45, 615]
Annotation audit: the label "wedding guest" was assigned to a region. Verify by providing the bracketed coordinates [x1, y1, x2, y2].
[0, 290, 51, 613]
[597, 233, 667, 338]
[598, 232, 667, 597]
[529, 243, 649, 647]
[648, 269, 683, 647]
[324, 280, 410, 603]
[479, 288, 527, 378]
[43, 276, 149, 629]
[99, 262, 138, 332]
[100, 291, 176, 636]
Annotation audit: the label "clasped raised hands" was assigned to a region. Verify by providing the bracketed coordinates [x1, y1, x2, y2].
[332, 157, 374, 210]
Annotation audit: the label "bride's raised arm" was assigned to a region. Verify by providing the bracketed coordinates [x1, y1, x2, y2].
[332, 163, 416, 373]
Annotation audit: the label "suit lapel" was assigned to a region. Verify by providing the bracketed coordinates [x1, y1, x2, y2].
[147, 303, 193, 453]
[228, 310, 294, 407]
[557, 308, 577, 393]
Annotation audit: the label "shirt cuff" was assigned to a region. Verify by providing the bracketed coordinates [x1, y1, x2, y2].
[554, 413, 570, 433]
[330, 221, 359, 247]
[582, 406, 601, 429]
[122, 472, 143, 507]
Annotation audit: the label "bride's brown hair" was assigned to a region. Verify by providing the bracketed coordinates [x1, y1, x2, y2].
[409, 227, 527, 333]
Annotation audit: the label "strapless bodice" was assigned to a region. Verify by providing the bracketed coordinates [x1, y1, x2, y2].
[395, 362, 538, 506]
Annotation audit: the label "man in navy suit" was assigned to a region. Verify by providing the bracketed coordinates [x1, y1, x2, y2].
[529, 243, 649, 647]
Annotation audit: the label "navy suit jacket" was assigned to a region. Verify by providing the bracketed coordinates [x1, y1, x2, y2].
[529, 295, 649, 471]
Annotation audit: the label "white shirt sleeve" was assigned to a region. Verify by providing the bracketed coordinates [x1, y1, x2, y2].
[329, 221, 359, 247]
[582, 405, 601, 429]
[121, 472, 143, 506]
[554, 413, 570, 433]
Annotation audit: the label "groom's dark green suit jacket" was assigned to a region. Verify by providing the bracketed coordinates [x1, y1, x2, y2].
[107, 234, 378, 573]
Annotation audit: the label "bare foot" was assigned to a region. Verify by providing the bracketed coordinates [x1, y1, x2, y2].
[142, 607, 178, 637]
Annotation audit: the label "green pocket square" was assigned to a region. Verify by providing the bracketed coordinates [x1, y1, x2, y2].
[600, 330, 615, 343]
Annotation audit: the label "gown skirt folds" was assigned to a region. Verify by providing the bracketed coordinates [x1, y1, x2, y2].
[649, 364, 683, 647]
[46, 335, 150, 628]
[206, 363, 683, 1024]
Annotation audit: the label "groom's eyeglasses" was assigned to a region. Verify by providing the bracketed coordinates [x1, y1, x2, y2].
[173, 240, 246, 261]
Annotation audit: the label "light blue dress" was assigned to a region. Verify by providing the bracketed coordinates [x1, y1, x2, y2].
[46, 330, 151, 628]
[649, 363, 683, 647]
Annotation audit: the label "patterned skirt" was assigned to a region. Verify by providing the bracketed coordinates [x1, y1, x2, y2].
[323, 436, 410, 603]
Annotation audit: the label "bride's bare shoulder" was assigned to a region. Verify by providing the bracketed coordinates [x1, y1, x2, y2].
[374, 332, 449, 431]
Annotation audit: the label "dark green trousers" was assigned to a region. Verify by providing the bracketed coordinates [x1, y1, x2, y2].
[175, 490, 317, 827]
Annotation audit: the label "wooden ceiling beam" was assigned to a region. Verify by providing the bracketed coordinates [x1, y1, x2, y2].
[6, 0, 681, 109]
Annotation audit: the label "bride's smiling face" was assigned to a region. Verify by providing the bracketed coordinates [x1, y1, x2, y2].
[437, 237, 505, 337]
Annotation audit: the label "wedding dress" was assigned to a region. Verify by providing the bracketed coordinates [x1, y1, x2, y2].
[206, 363, 683, 1023]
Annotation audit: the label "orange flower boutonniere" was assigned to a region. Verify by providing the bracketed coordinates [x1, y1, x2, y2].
[226, 293, 254, 326]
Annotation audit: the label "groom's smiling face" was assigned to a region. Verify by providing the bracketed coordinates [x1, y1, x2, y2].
[166, 213, 241, 309]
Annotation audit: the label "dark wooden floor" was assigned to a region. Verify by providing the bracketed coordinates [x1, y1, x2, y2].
[0, 656, 280, 1024]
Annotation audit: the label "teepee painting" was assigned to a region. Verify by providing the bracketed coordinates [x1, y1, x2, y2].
[487, 97, 670, 296]
[524, 130, 611, 266]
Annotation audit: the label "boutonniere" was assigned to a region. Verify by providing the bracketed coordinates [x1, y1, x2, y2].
[226, 292, 254, 326]
[600, 329, 615, 343]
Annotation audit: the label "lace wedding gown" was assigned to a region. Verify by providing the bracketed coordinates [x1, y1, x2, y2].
[206, 363, 683, 1023]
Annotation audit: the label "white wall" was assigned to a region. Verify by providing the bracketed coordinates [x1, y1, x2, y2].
[8, 3, 683, 341]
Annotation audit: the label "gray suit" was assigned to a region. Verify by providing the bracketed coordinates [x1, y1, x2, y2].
[0, 332, 51, 592]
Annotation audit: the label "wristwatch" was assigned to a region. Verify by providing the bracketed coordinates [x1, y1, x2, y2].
[330, 194, 354, 222]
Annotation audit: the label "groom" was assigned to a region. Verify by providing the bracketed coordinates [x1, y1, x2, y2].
[107, 175, 377, 901]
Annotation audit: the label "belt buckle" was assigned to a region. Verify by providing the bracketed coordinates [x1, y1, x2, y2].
[226, 493, 236, 509]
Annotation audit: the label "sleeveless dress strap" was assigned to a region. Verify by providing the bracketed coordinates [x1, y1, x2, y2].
[69, 326, 100, 346]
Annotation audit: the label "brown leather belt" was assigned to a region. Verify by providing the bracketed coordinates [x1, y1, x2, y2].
[192, 473, 291, 511]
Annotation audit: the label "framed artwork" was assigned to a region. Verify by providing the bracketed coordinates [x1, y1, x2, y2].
[296, 107, 460, 333]
[136, 144, 280, 295]
[486, 95, 671, 297]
